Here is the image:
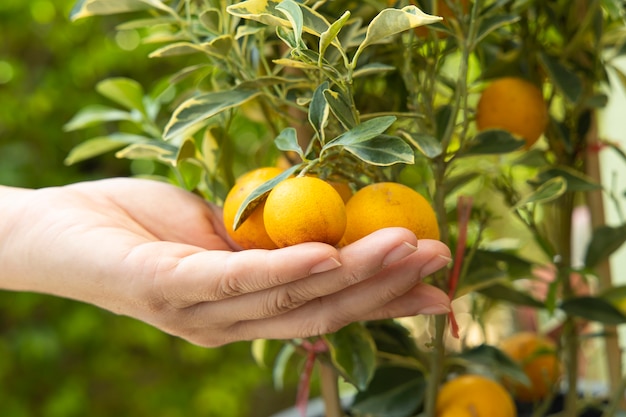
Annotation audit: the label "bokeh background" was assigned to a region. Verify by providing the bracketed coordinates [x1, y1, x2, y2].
[3, 1, 626, 416]
[0, 1, 299, 416]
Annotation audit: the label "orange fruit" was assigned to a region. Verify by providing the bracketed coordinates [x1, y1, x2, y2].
[341, 182, 439, 245]
[222, 167, 283, 250]
[263, 176, 347, 247]
[436, 374, 517, 417]
[499, 331, 561, 403]
[476, 77, 549, 148]
[328, 181, 354, 204]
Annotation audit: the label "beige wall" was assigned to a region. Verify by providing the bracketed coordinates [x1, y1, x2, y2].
[598, 55, 626, 365]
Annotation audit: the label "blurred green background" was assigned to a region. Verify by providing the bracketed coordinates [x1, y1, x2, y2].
[0, 1, 297, 416]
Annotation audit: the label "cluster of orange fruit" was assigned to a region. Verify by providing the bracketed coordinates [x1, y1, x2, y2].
[222, 167, 440, 250]
[390, 1, 550, 149]
[436, 332, 561, 417]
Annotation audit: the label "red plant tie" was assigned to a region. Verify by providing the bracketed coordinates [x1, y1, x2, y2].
[447, 195, 473, 338]
[296, 339, 329, 417]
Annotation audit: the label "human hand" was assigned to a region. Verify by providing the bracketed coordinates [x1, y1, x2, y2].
[0, 178, 451, 347]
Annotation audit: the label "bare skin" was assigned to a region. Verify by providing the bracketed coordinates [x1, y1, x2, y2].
[0, 178, 452, 347]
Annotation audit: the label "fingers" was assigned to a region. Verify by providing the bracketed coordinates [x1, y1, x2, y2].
[145, 228, 451, 347]
[198, 239, 451, 344]
[155, 227, 419, 309]
[153, 242, 340, 307]
[359, 283, 450, 321]
[177, 228, 428, 321]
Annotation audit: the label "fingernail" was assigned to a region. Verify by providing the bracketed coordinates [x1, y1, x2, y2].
[310, 257, 342, 274]
[419, 254, 453, 278]
[417, 303, 451, 315]
[383, 241, 418, 266]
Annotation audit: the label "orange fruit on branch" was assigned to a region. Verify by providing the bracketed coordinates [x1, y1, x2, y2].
[263, 176, 347, 248]
[436, 374, 517, 417]
[476, 76, 549, 148]
[222, 167, 284, 250]
[499, 331, 561, 403]
[341, 182, 439, 245]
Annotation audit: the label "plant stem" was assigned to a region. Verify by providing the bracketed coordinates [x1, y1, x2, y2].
[603, 372, 626, 417]
[553, 193, 580, 416]
[423, 314, 448, 417]
[319, 363, 343, 417]
[562, 315, 580, 414]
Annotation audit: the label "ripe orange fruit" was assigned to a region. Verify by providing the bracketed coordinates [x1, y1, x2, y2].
[499, 331, 561, 403]
[341, 182, 439, 245]
[222, 167, 283, 250]
[328, 181, 353, 204]
[436, 374, 517, 417]
[476, 77, 549, 148]
[263, 176, 347, 247]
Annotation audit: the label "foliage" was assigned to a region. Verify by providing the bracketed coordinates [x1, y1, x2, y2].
[0, 2, 284, 417]
[45, 0, 626, 416]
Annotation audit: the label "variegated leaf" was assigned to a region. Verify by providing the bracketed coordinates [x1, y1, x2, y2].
[163, 89, 261, 140]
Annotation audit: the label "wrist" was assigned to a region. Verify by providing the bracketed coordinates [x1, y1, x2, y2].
[0, 185, 34, 290]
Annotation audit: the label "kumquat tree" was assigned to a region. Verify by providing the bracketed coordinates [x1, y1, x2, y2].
[65, 0, 626, 416]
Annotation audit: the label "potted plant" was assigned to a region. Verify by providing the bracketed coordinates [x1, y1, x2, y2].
[65, 0, 626, 416]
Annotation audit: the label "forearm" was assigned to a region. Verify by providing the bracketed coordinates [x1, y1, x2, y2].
[0, 185, 38, 291]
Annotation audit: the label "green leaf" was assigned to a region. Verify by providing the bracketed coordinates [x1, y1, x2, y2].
[324, 322, 377, 391]
[454, 344, 530, 386]
[149, 42, 209, 58]
[435, 105, 452, 141]
[163, 89, 261, 140]
[323, 88, 357, 129]
[600, 285, 626, 312]
[559, 296, 626, 324]
[274, 127, 303, 157]
[233, 164, 301, 230]
[351, 366, 425, 417]
[352, 63, 396, 78]
[64, 134, 150, 165]
[584, 224, 626, 269]
[176, 158, 203, 191]
[63, 105, 135, 131]
[365, 320, 421, 358]
[354, 6, 442, 61]
[309, 82, 330, 143]
[444, 172, 481, 194]
[236, 75, 299, 90]
[251, 339, 285, 369]
[342, 135, 414, 166]
[153, 36, 234, 59]
[540, 52, 583, 104]
[457, 268, 508, 296]
[115, 141, 178, 163]
[464, 130, 526, 155]
[198, 9, 221, 33]
[515, 176, 567, 207]
[174, 137, 196, 167]
[400, 132, 443, 159]
[70, 0, 151, 20]
[276, 0, 304, 47]
[273, 343, 297, 390]
[325, 116, 396, 148]
[319, 11, 350, 62]
[96, 78, 145, 113]
[479, 283, 545, 308]
[532, 166, 602, 192]
[475, 14, 520, 44]
[471, 249, 534, 279]
[226, 0, 330, 36]
[115, 16, 176, 30]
